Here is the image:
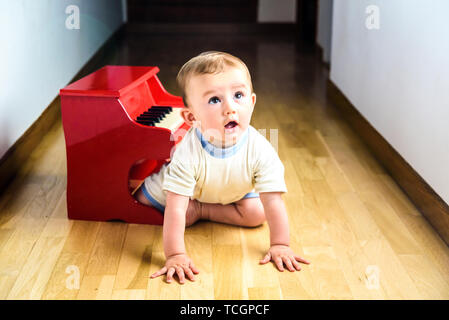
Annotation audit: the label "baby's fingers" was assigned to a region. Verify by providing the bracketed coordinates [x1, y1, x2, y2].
[183, 266, 196, 282]
[189, 261, 200, 274]
[291, 257, 302, 271]
[151, 267, 167, 279]
[274, 257, 285, 272]
[176, 266, 186, 284]
[166, 267, 176, 283]
[294, 255, 311, 264]
[259, 252, 271, 265]
[282, 256, 295, 272]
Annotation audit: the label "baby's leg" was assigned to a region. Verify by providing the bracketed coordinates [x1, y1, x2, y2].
[200, 197, 266, 227]
[134, 187, 264, 227]
[134, 186, 152, 206]
[133, 186, 202, 227]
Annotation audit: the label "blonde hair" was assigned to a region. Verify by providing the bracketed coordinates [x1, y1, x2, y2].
[176, 51, 253, 107]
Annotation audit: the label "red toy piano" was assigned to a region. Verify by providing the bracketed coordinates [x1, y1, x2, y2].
[60, 65, 189, 225]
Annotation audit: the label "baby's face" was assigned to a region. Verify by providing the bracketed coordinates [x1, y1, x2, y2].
[183, 66, 256, 148]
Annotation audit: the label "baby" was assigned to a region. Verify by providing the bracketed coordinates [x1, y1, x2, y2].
[134, 51, 310, 284]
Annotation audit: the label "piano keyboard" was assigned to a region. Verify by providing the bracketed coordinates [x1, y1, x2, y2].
[136, 106, 184, 131]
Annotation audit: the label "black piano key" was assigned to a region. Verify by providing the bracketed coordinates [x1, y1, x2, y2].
[144, 109, 167, 113]
[143, 110, 167, 116]
[150, 106, 172, 109]
[148, 106, 173, 112]
[151, 109, 170, 114]
[139, 117, 160, 123]
[142, 112, 166, 119]
[136, 106, 173, 126]
[136, 120, 155, 126]
[144, 107, 171, 113]
[139, 114, 157, 119]
[138, 113, 160, 119]
[139, 119, 157, 125]
[138, 114, 164, 121]
[141, 111, 165, 117]
[151, 114, 166, 120]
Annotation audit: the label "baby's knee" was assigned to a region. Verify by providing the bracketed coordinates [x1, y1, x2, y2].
[238, 198, 266, 227]
[134, 187, 151, 206]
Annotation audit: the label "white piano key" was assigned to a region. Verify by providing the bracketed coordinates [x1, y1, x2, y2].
[154, 107, 184, 131]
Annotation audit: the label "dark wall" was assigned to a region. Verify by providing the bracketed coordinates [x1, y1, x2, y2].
[128, 0, 258, 23]
[297, 0, 318, 43]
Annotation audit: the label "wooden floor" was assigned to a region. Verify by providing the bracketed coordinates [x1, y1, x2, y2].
[1, 29, 449, 300]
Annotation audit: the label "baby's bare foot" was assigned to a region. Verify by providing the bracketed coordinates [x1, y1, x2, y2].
[185, 199, 202, 227]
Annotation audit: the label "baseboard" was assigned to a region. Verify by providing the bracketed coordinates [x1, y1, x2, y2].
[0, 25, 126, 196]
[316, 44, 330, 70]
[125, 22, 297, 35]
[327, 79, 449, 246]
[0, 96, 62, 194]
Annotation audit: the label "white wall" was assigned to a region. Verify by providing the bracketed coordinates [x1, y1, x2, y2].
[258, 0, 297, 23]
[317, 0, 333, 63]
[330, 0, 449, 204]
[0, 0, 125, 159]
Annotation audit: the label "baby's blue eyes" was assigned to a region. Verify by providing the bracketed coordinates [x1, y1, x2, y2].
[208, 92, 244, 104]
[209, 97, 220, 104]
[235, 92, 243, 99]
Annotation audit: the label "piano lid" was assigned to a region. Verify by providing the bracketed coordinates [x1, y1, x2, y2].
[60, 65, 160, 98]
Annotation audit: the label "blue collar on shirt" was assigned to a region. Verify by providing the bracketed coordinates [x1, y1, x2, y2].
[195, 127, 249, 158]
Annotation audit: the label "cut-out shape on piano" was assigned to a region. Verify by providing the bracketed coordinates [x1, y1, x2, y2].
[60, 65, 189, 225]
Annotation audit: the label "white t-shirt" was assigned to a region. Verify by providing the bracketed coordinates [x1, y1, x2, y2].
[143, 125, 287, 208]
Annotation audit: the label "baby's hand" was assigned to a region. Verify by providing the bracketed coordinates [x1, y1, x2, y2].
[150, 253, 199, 284]
[260, 245, 311, 272]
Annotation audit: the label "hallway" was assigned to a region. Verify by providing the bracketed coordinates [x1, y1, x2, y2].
[0, 28, 448, 299]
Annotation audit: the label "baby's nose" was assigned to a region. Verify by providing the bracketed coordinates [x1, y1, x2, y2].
[225, 108, 236, 115]
[223, 100, 237, 114]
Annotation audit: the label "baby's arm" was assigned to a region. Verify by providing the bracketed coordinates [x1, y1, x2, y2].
[259, 192, 310, 271]
[150, 191, 199, 283]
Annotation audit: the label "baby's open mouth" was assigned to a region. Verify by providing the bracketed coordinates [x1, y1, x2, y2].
[225, 121, 238, 129]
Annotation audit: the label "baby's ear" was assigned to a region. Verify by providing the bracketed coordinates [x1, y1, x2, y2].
[251, 92, 257, 107]
[180, 108, 197, 127]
